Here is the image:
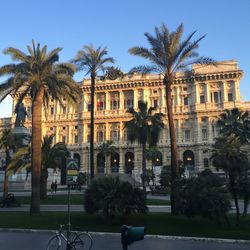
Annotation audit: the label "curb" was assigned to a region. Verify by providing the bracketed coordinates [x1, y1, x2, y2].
[0, 228, 250, 244]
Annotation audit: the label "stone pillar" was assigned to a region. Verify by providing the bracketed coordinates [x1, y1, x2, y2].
[119, 148, 124, 173]
[134, 89, 138, 109]
[120, 122, 124, 143]
[208, 118, 213, 143]
[196, 117, 200, 143]
[67, 125, 71, 144]
[120, 91, 124, 110]
[106, 92, 110, 110]
[234, 81, 239, 101]
[161, 87, 166, 107]
[106, 122, 109, 141]
[222, 82, 227, 102]
[195, 83, 200, 104]
[205, 83, 210, 103]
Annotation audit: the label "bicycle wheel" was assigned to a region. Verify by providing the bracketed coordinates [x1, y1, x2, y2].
[72, 232, 93, 250]
[46, 235, 61, 250]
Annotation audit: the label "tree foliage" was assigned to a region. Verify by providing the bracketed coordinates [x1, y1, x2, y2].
[85, 177, 148, 221]
[175, 170, 231, 223]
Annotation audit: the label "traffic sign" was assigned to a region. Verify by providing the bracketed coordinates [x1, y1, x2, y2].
[66, 158, 79, 185]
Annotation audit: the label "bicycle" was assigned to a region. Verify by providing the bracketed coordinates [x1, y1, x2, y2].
[46, 224, 93, 250]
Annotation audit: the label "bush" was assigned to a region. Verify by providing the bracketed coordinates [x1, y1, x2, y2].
[85, 177, 148, 221]
[175, 169, 231, 223]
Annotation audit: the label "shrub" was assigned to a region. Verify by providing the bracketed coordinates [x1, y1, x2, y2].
[175, 169, 231, 223]
[85, 176, 148, 221]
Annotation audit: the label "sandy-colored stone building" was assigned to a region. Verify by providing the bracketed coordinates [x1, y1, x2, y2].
[2, 60, 250, 178]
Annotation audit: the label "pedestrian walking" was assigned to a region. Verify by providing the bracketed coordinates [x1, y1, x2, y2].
[51, 181, 54, 194]
[54, 180, 58, 193]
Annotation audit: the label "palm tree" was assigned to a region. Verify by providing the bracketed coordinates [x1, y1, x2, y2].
[0, 129, 12, 199]
[7, 135, 68, 199]
[128, 23, 213, 214]
[0, 41, 82, 214]
[72, 45, 115, 180]
[211, 135, 249, 226]
[217, 108, 250, 143]
[97, 140, 116, 174]
[40, 135, 68, 199]
[217, 108, 250, 217]
[125, 100, 164, 191]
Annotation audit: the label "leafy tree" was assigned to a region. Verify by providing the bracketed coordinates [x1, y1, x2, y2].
[85, 176, 147, 223]
[0, 41, 81, 213]
[125, 101, 164, 191]
[211, 136, 249, 226]
[128, 23, 213, 214]
[72, 45, 115, 181]
[175, 169, 231, 224]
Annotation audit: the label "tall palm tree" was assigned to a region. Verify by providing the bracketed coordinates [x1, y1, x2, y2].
[0, 41, 82, 213]
[0, 129, 12, 199]
[72, 45, 115, 180]
[125, 100, 164, 191]
[128, 23, 213, 214]
[211, 135, 249, 226]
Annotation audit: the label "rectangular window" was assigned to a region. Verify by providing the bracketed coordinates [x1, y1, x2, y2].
[185, 130, 190, 141]
[153, 99, 158, 108]
[202, 129, 207, 141]
[184, 97, 188, 106]
[228, 93, 233, 102]
[200, 95, 205, 104]
[214, 92, 219, 103]
[87, 103, 91, 112]
[50, 107, 54, 115]
[74, 135, 78, 144]
[62, 106, 66, 114]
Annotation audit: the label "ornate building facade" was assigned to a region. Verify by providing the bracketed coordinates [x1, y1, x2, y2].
[4, 60, 250, 176]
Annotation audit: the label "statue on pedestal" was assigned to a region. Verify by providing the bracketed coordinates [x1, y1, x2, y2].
[15, 103, 27, 127]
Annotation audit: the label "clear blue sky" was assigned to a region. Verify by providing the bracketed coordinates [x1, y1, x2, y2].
[0, 0, 250, 117]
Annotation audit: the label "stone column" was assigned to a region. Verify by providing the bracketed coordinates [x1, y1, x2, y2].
[196, 117, 200, 143]
[120, 91, 124, 110]
[134, 89, 138, 109]
[106, 92, 110, 110]
[222, 82, 227, 102]
[234, 81, 239, 101]
[205, 83, 210, 103]
[195, 83, 200, 104]
[106, 122, 109, 141]
[161, 87, 166, 107]
[119, 148, 124, 173]
[120, 122, 124, 143]
[208, 117, 213, 143]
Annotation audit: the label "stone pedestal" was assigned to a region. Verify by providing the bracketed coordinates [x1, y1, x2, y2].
[12, 127, 31, 146]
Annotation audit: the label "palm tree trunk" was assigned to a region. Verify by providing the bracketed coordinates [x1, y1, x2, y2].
[40, 168, 48, 200]
[30, 88, 44, 214]
[165, 79, 179, 215]
[142, 142, 146, 192]
[90, 73, 95, 181]
[229, 175, 240, 226]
